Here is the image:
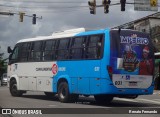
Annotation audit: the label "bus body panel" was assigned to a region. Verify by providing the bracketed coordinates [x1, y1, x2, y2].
[100, 30, 111, 79]
[54, 60, 101, 94]
[8, 62, 54, 92]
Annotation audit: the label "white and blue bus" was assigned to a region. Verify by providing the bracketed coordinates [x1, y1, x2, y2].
[7, 28, 155, 104]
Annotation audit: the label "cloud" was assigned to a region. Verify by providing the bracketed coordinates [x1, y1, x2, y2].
[0, 0, 160, 58]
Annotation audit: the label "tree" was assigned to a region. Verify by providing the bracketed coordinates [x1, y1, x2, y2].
[0, 46, 7, 78]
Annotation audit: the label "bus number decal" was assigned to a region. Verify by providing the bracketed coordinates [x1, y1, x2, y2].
[115, 81, 122, 85]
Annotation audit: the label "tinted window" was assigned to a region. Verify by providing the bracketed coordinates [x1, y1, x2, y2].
[29, 41, 42, 61]
[33, 41, 42, 51]
[70, 37, 85, 59]
[11, 34, 103, 63]
[85, 35, 102, 59]
[19, 43, 31, 62]
[57, 39, 70, 60]
[72, 37, 84, 48]
[58, 39, 69, 49]
[44, 40, 56, 50]
[43, 40, 56, 61]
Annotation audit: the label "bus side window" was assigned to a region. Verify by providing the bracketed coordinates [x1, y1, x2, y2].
[57, 39, 70, 60]
[19, 42, 30, 62]
[29, 41, 42, 61]
[70, 37, 85, 60]
[43, 40, 56, 61]
[86, 35, 102, 59]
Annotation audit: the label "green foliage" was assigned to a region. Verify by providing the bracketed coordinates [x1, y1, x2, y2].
[0, 47, 7, 77]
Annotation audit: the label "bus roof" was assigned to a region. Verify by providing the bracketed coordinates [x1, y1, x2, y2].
[17, 28, 134, 43]
[17, 28, 106, 43]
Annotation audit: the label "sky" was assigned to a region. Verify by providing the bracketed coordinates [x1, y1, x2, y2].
[0, 0, 160, 58]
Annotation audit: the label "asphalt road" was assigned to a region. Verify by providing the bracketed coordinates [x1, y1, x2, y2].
[0, 85, 160, 117]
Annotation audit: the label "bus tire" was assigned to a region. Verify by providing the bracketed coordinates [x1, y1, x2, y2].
[94, 95, 113, 105]
[44, 92, 55, 98]
[58, 82, 70, 103]
[10, 80, 23, 97]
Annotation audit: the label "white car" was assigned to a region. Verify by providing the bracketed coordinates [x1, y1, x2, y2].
[1, 73, 7, 86]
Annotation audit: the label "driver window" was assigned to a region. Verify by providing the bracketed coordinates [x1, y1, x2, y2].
[11, 47, 19, 60]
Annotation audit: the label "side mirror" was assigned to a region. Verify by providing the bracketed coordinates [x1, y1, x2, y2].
[9, 54, 12, 60]
[7, 46, 12, 53]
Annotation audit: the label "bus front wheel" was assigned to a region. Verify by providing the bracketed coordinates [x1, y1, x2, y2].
[10, 80, 23, 97]
[94, 95, 113, 105]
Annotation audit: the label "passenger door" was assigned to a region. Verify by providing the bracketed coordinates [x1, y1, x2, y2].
[28, 41, 43, 91]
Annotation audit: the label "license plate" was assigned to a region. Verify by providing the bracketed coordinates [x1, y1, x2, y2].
[129, 82, 137, 86]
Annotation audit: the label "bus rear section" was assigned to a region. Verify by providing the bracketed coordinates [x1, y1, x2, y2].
[107, 29, 154, 96]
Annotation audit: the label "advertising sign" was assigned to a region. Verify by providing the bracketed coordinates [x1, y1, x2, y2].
[110, 30, 154, 75]
[110, 30, 154, 88]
